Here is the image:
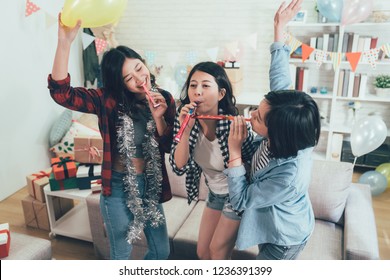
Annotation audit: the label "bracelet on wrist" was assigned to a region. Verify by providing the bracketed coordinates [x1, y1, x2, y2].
[228, 156, 241, 164]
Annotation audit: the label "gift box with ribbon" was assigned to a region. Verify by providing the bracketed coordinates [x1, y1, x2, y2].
[91, 179, 102, 194]
[76, 164, 102, 190]
[74, 136, 103, 164]
[0, 223, 10, 258]
[49, 171, 78, 191]
[21, 196, 50, 231]
[26, 168, 52, 202]
[50, 156, 77, 181]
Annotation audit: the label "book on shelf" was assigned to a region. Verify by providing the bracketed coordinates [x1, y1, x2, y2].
[358, 74, 368, 98]
[309, 37, 316, 61]
[350, 33, 360, 53]
[333, 33, 339, 52]
[328, 35, 334, 52]
[370, 37, 378, 49]
[352, 74, 361, 98]
[337, 69, 345, 96]
[342, 69, 351, 97]
[341, 32, 349, 55]
[322, 33, 329, 52]
[316, 37, 323, 51]
[347, 70, 355, 98]
[346, 32, 354, 53]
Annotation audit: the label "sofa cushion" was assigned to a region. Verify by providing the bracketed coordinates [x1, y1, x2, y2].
[172, 201, 258, 260]
[309, 160, 353, 224]
[297, 219, 343, 260]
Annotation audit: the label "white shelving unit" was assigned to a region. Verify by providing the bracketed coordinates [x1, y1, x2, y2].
[44, 185, 93, 242]
[285, 22, 390, 162]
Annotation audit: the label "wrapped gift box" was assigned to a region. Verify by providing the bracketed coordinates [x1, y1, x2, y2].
[74, 136, 103, 164]
[91, 179, 102, 194]
[49, 171, 78, 191]
[76, 164, 102, 190]
[26, 168, 52, 202]
[21, 196, 74, 230]
[0, 223, 10, 258]
[50, 156, 77, 181]
[21, 196, 50, 231]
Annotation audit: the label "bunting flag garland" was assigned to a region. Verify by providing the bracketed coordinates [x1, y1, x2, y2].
[301, 44, 314, 62]
[330, 52, 342, 71]
[25, 0, 40, 17]
[346, 52, 362, 72]
[315, 49, 328, 68]
[364, 48, 380, 69]
[95, 38, 108, 55]
[288, 36, 302, 55]
[81, 32, 96, 50]
[381, 43, 390, 57]
[285, 33, 389, 72]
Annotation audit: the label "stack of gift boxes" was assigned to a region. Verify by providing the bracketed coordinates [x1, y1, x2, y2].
[21, 135, 103, 231]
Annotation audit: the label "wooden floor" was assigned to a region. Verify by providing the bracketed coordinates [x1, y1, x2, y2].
[1, 171, 389, 260]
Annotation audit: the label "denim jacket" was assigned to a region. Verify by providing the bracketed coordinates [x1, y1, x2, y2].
[223, 43, 315, 250]
[224, 141, 315, 249]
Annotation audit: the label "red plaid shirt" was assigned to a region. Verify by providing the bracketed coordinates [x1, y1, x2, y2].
[48, 74, 176, 197]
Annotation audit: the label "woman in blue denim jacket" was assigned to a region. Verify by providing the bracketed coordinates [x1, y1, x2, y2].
[224, 0, 321, 260]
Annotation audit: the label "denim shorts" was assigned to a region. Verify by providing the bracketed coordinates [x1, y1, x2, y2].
[206, 190, 241, 221]
[257, 241, 307, 260]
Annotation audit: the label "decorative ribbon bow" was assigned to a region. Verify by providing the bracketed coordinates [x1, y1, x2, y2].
[31, 170, 51, 198]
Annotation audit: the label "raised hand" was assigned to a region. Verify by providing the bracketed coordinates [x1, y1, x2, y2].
[274, 0, 303, 42]
[57, 13, 82, 46]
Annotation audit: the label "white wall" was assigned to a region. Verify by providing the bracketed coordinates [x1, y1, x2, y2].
[0, 1, 83, 201]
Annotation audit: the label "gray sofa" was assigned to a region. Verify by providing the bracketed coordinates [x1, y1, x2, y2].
[86, 155, 379, 260]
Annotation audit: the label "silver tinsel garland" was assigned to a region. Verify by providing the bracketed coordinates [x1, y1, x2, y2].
[117, 111, 165, 243]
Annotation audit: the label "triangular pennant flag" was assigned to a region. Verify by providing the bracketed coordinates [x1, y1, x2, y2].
[95, 38, 107, 55]
[186, 50, 198, 66]
[45, 12, 57, 28]
[346, 52, 362, 72]
[287, 36, 301, 55]
[244, 33, 257, 50]
[330, 52, 342, 71]
[166, 52, 180, 68]
[364, 48, 380, 69]
[301, 44, 314, 62]
[144, 50, 156, 66]
[32, 0, 62, 17]
[381, 43, 390, 57]
[225, 41, 239, 58]
[25, 0, 40, 17]
[82, 32, 95, 50]
[315, 50, 328, 68]
[206, 47, 219, 62]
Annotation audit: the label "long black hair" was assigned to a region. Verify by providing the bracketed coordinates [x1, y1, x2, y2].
[265, 90, 321, 158]
[179, 62, 238, 115]
[101, 46, 156, 116]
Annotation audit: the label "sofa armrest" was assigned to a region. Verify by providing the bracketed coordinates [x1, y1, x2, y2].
[344, 183, 380, 260]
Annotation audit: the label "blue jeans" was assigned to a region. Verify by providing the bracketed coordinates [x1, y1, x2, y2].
[100, 170, 170, 260]
[257, 242, 307, 260]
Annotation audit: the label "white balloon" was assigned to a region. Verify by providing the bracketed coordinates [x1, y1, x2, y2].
[351, 116, 387, 157]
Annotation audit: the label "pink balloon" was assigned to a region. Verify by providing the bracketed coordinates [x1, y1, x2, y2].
[341, 0, 374, 25]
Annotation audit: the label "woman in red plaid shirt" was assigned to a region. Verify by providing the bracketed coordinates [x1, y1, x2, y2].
[48, 14, 176, 260]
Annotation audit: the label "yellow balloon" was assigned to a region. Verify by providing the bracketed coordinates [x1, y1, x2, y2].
[376, 163, 390, 188]
[61, 0, 128, 28]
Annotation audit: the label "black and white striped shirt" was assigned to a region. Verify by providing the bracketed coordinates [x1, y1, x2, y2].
[251, 139, 272, 177]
